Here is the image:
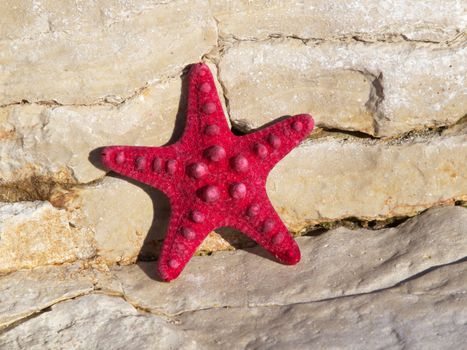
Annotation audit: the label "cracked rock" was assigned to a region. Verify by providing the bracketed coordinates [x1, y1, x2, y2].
[0, 64, 226, 185]
[0, 202, 95, 273]
[1, 206, 465, 347]
[269, 131, 467, 230]
[212, 0, 465, 42]
[219, 40, 466, 137]
[0, 294, 193, 350]
[0, 263, 95, 329]
[103, 206, 467, 314]
[178, 262, 467, 349]
[0, 0, 217, 105]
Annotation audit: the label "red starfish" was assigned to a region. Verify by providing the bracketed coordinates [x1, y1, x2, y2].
[101, 63, 314, 281]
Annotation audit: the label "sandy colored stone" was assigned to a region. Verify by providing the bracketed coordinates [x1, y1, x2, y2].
[0, 63, 227, 185]
[73, 177, 160, 265]
[0, 0, 217, 105]
[219, 40, 466, 137]
[268, 131, 467, 230]
[0, 263, 94, 329]
[178, 262, 467, 349]
[0, 202, 95, 273]
[72, 176, 247, 264]
[212, 0, 465, 42]
[1, 260, 465, 349]
[105, 206, 467, 314]
[0, 294, 192, 350]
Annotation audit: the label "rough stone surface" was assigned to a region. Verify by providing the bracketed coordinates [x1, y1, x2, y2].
[0, 263, 94, 329]
[0, 64, 226, 185]
[105, 206, 467, 314]
[1, 220, 465, 348]
[0, 202, 95, 273]
[177, 262, 467, 349]
[212, 0, 465, 42]
[0, 0, 217, 105]
[0, 294, 192, 350]
[219, 40, 466, 137]
[269, 131, 467, 230]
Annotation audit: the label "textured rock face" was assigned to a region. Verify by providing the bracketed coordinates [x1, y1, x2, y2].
[0, 0, 217, 105]
[211, 0, 465, 42]
[1, 207, 466, 348]
[219, 41, 466, 137]
[0, 202, 95, 273]
[269, 130, 467, 230]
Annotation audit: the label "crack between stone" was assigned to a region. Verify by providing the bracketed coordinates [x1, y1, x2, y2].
[218, 32, 465, 47]
[0, 72, 182, 109]
[1, 253, 465, 332]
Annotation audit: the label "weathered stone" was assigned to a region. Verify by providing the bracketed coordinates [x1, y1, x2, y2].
[212, 0, 465, 42]
[65, 128, 467, 264]
[0, 202, 95, 273]
[73, 177, 159, 265]
[269, 131, 467, 230]
[219, 40, 466, 137]
[0, 294, 192, 350]
[105, 206, 467, 314]
[2, 128, 465, 272]
[0, 63, 226, 185]
[1, 261, 465, 349]
[0, 0, 217, 105]
[0, 263, 94, 329]
[178, 262, 467, 349]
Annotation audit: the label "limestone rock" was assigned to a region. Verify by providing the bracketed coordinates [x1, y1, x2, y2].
[0, 263, 94, 329]
[106, 206, 467, 314]
[1, 206, 465, 348]
[212, 0, 465, 42]
[0, 0, 217, 105]
[268, 131, 467, 230]
[218, 40, 466, 137]
[71, 176, 236, 265]
[178, 262, 467, 349]
[0, 202, 95, 273]
[73, 177, 160, 265]
[0, 294, 192, 350]
[0, 63, 227, 185]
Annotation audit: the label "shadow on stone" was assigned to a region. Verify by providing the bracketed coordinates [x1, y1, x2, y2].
[87, 63, 286, 282]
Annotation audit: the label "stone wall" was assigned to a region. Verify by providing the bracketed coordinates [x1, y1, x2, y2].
[0, 1, 466, 348]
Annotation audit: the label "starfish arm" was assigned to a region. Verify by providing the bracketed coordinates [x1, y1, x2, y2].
[101, 145, 178, 192]
[157, 205, 215, 281]
[238, 114, 314, 171]
[226, 195, 301, 265]
[181, 63, 230, 142]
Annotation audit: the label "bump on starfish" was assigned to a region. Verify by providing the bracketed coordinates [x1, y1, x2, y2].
[101, 63, 314, 281]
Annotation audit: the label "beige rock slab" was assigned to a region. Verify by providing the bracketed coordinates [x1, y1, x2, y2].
[0, 294, 193, 350]
[0, 63, 227, 185]
[73, 176, 161, 265]
[268, 132, 467, 230]
[212, 0, 465, 42]
[0, 202, 95, 273]
[107, 206, 467, 314]
[0, 263, 95, 329]
[72, 176, 234, 265]
[179, 262, 467, 350]
[0, 0, 217, 105]
[1, 262, 465, 349]
[219, 40, 466, 137]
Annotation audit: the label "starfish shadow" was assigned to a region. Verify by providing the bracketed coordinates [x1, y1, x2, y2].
[88, 65, 281, 282]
